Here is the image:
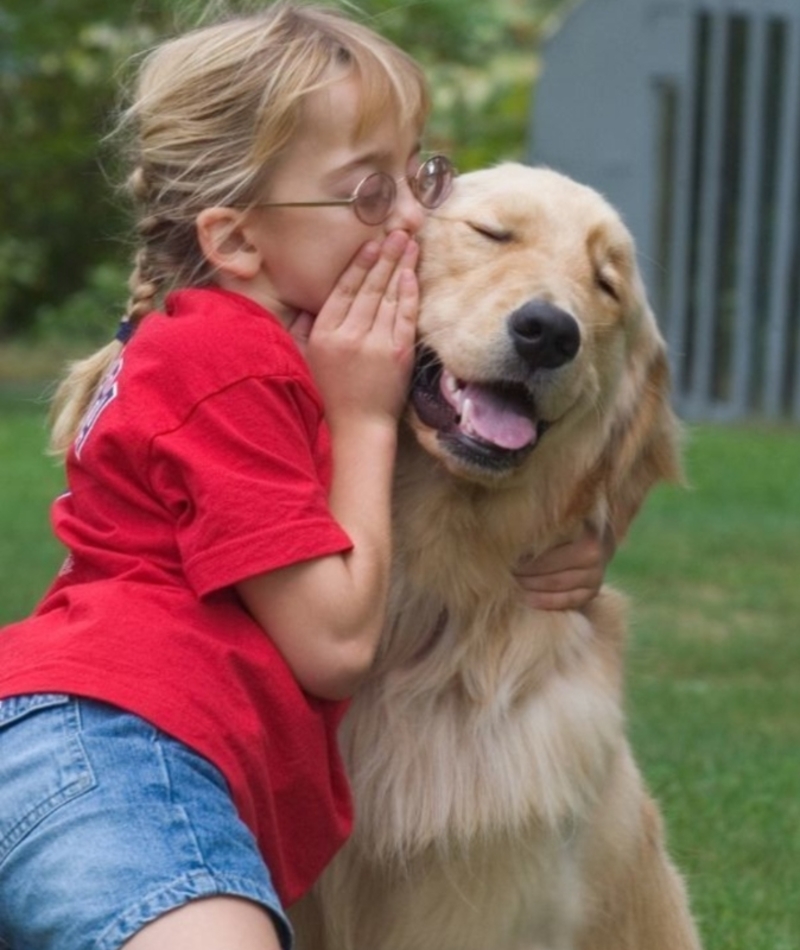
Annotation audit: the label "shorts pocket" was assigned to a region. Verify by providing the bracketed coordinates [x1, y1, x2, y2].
[0, 694, 96, 865]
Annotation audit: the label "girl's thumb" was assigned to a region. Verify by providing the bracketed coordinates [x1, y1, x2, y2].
[287, 310, 314, 354]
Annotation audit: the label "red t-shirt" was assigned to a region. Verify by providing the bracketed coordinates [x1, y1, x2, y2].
[0, 287, 354, 906]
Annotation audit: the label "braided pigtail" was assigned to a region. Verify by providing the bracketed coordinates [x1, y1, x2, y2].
[48, 168, 171, 458]
[116, 168, 163, 342]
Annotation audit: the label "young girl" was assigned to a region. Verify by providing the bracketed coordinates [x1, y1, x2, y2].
[0, 4, 611, 949]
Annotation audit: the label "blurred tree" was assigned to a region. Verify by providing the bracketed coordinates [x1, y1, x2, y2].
[0, 0, 168, 337]
[0, 0, 563, 341]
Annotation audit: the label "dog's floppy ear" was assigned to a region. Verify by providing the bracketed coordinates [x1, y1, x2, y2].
[601, 317, 684, 542]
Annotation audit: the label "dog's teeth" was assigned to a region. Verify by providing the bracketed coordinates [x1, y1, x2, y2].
[442, 370, 466, 413]
[461, 397, 474, 432]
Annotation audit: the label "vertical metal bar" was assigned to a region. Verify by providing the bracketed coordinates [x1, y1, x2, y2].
[731, 14, 768, 415]
[793, 271, 800, 421]
[664, 14, 703, 416]
[792, 11, 800, 421]
[793, 290, 800, 420]
[763, 16, 800, 417]
[692, 12, 729, 414]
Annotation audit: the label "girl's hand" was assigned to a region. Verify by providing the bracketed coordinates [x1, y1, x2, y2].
[305, 231, 419, 431]
[513, 522, 616, 611]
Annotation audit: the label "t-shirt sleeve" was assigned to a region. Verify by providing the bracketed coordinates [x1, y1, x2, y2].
[148, 374, 352, 597]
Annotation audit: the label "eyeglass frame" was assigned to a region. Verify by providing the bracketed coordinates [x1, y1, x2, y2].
[246, 154, 456, 225]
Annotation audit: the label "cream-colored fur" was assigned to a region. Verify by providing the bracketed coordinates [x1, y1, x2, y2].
[291, 164, 701, 950]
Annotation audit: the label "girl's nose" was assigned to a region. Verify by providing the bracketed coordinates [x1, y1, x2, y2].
[386, 179, 426, 235]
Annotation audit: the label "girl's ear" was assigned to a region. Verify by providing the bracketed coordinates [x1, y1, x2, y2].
[195, 207, 261, 280]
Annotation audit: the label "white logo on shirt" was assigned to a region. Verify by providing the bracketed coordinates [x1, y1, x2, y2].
[74, 356, 123, 459]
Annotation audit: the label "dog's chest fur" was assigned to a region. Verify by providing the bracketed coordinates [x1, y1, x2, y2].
[342, 596, 625, 854]
[319, 444, 628, 947]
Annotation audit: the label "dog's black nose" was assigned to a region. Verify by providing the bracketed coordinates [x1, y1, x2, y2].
[508, 301, 580, 370]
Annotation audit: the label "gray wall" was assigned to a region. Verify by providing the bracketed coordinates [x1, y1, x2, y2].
[529, 0, 800, 421]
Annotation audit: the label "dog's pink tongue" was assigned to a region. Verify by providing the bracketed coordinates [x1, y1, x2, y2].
[462, 383, 537, 450]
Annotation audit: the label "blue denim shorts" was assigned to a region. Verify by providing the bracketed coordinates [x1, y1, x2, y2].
[0, 694, 293, 950]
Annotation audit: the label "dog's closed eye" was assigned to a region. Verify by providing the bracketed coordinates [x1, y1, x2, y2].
[595, 267, 620, 301]
[468, 222, 514, 243]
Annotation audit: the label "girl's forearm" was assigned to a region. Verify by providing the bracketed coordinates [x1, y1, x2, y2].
[235, 418, 398, 700]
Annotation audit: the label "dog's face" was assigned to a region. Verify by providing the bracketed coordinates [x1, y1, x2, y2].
[410, 163, 673, 496]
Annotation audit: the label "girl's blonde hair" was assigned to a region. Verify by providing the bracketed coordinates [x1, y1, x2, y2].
[49, 1, 429, 455]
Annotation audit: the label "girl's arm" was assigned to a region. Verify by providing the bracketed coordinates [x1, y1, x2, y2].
[236, 233, 418, 701]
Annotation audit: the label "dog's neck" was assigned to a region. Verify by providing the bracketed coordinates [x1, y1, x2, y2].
[375, 429, 609, 679]
[391, 427, 605, 603]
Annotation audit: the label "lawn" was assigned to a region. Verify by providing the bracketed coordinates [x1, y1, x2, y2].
[1, 392, 798, 949]
[611, 424, 800, 950]
[0, 390, 66, 620]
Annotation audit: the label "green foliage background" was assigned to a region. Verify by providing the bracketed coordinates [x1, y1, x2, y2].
[0, 0, 563, 345]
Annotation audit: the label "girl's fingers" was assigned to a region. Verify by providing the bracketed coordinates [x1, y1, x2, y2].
[520, 586, 599, 612]
[373, 240, 419, 345]
[348, 231, 413, 330]
[329, 232, 412, 332]
[311, 232, 417, 357]
[315, 240, 382, 331]
[514, 565, 602, 594]
[393, 267, 419, 349]
[383, 243, 419, 350]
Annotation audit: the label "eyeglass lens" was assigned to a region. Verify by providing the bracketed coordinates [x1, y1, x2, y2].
[354, 174, 396, 226]
[413, 156, 453, 209]
[353, 155, 453, 225]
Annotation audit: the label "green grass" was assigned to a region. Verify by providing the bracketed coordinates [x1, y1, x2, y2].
[1, 395, 798, 949]
[0, 392, 67, 620]
[611, 424, 800, 950]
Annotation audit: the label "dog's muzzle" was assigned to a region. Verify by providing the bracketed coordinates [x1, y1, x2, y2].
[408, 301, 580, 475]
[410, 347, 544, 470]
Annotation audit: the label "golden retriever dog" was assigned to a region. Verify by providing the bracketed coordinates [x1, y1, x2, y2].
[291, 164, 702, 950]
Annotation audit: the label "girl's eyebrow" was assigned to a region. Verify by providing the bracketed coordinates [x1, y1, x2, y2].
[327, 142, 423, 180]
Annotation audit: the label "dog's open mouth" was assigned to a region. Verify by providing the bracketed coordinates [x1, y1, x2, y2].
[410, 346, 548, 470]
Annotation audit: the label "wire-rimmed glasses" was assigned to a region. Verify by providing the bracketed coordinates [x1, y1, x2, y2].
[253, 154, 455, 225]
